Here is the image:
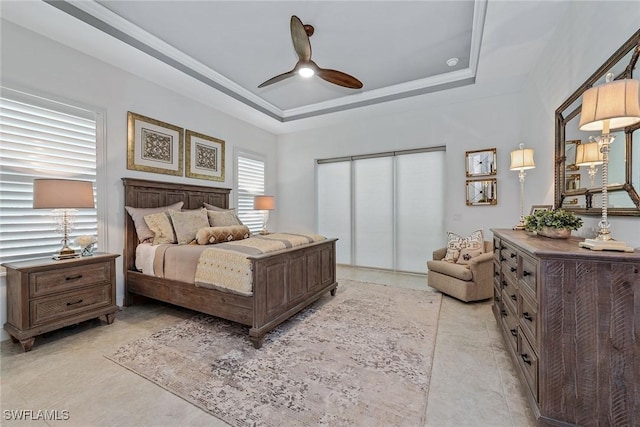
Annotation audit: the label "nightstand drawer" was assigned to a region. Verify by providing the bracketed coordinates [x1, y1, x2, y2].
[30, 284, 112, 326]
[30, 262, 111, 297]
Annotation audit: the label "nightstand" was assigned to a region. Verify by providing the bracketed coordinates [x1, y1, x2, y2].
[3, 253, 119, 352]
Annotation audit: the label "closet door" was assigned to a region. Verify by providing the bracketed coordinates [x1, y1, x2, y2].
[317, 161, 352, 264]
[395, 151, 445, 272]
[353, 156, 394, 269]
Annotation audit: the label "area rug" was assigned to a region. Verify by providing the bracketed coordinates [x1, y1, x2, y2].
[106, 280, 442, 426]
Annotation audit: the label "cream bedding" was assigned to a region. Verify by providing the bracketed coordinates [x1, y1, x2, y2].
[139, 233, 326, 293]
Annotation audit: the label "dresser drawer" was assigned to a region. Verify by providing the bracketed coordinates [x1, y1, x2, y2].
[501, 243, 518, 269]
[518, 333, 539, 402]
[519, 291, 538, 350]
[493, 260, 501, 288]
[493, 237, 502, 261]
[502, 275, 518, 313]
[30, 284, 112, 326]
[520, 254, 537, 296]
[30, 262, 111, 298]
[501, 300, 518, 353]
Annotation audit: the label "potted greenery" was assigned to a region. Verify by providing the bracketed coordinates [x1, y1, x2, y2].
[524, 209, 583, 238]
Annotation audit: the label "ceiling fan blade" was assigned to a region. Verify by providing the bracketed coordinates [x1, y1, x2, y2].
[316, 68, 363, 89]
[258, 69, 297, 88]
[290, 15, 311, 61]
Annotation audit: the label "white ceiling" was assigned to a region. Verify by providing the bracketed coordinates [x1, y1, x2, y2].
[1, 0, 568, 134]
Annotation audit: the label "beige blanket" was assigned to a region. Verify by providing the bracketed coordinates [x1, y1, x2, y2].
[194, 233, 326, 296]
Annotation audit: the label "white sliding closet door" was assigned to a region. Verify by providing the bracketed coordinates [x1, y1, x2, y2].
[396, 151, 445, 272]
[317, 161, 352, 264]
[354, 156, 394, 269]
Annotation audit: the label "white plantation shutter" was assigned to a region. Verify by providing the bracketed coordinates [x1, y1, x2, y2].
[236, 154, 266, 234]
[0, 89, 98, 263]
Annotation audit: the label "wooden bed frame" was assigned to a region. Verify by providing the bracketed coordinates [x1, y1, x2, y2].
[122, 178, 338, 348]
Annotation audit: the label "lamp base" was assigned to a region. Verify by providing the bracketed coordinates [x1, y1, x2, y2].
[513, 216, 526, 230]
[578, 238, 634, 252]
[52, 246, 79, 260]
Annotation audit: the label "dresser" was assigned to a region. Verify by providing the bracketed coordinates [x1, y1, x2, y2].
[3, 253, 119, 352]
[491, 229, 639, 426]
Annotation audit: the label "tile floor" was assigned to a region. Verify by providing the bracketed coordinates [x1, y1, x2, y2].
[1, 267, 536, 426]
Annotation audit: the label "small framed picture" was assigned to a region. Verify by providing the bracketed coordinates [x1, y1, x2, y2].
[127, 112, 183, 176]
[529, 205, 552, 215]
[185, 130, 225, 181]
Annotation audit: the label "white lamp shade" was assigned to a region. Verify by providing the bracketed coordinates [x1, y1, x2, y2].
[253, 195, 275, 210]
[33, 179, 95, 209]
[510, 148, 535, 171]
[579, 78, 640, 132]
[575, 142, 604, 166]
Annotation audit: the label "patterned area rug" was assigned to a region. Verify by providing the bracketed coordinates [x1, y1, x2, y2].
[106, 280, 442, 426]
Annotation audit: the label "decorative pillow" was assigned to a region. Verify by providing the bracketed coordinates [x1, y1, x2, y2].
[125, 202, 183, 243]
[169, 208, 209, 244]
[195, 225, 251, 245]
[203, 202, 235, 212]
[443, 230, 484, 263]
[143, 212, 177, 245]
[455, 247, 485, 265]
[207, 210, 243, 227]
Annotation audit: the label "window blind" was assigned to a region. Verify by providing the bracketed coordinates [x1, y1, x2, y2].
[236, 154, 266, 234]
[0, 90, 98, 264]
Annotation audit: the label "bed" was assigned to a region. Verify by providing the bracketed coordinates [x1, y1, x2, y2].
[122, 178, 338, 348]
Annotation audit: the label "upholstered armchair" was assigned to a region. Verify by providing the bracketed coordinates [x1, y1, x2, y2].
[426, 241, 494, 302]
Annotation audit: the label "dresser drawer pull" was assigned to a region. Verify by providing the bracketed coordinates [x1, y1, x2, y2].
[502, 281, 507, 288]
[521, 353, 532, 365]
[510, 328, 517, 336]
[500, 257, 506, 262]
[510, 294, 517, 301]
[494, 296, 500, 302]
[66, 275, 83, 281]
[523, 271, 531, 277]
[510, 253, 516, 258]
[523, 312, 533, 321]
[510, 267, 516, 273]
[66, 299, 84, 306]
[494, 271, 500, 277]
[501, 309, 507, 317]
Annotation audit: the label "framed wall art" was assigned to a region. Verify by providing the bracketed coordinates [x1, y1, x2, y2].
[127, 112, 183, 176]
[185, 130, 225, 182]
[465, 179, 497, 206]
[529, 205, 552, 215]
[465, 148, 497, 177]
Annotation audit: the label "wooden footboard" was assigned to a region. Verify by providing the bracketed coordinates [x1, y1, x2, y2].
[122, 178, 337, 348]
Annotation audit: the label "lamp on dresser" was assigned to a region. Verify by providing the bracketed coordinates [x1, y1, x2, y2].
[578, 72, 640, 252]
[33, 178, 95, 259]
[509, 143, 535, 230]
[253, 195, 275, 235]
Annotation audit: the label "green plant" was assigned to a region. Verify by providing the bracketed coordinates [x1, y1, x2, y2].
[524, 209, 583, 232]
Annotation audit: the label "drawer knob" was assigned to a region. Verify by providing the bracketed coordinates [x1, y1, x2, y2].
[494, 296, 500, 302]
[500, 257, 506, 262]
[510, 328, 517, 337]
[510, 294, 517, 301]
[66, 274, 83, 281]
[510, 267, 516, 273]
[494, 271, 500, 277]
[501, 309, 507, 317]
[66, 299, 84, 306]
[502, 281, 507, 288]
[523, 312, 533, 321]
[523, 271, 531, 277]
[521, 353, 532, 365]
[510, 253, 516, 258]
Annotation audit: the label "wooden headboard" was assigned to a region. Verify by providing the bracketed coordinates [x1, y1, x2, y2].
[122, 178, 231, 273]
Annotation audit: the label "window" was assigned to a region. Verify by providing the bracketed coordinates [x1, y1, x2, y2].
[235, 152, 266, 234]
[0, 88, 100, 264]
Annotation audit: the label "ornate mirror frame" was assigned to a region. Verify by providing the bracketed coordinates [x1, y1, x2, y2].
[465, 148, 497, 177]
[466, 178, 497, 206]
[555, 29, 640, 216]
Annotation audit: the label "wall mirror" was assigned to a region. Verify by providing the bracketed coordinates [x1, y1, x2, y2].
[466, 148, 497, 177]
[466, 179, 497, 206]
[555, 29, 640, 216]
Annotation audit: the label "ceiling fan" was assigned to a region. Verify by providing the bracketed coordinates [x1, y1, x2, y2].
[258, 15, 363, 89]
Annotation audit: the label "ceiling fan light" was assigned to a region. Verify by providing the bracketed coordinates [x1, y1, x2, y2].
[298, 67, 314, 78]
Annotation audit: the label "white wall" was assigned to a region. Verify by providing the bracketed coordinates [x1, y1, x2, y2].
[277, 88, 524, 251]
[520, 2, 640, 247]
[0, 21, 278, 340]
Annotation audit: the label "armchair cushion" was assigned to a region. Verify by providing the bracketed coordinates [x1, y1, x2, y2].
[426, 260, 473, 281]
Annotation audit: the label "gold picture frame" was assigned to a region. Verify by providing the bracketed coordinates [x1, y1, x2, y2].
[465, 178, 497, 206]
[185, 130, 225, 182]
[465, 148, 497, 177]
[127, 112, 183, 176]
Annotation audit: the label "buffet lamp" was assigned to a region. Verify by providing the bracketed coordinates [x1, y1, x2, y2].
[510, 143, 535, 230]
[253, 195, 275, 235]
[578, 72, 640, 252]
[33, 179, 95, 259]
[575, 141, 603, 187]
